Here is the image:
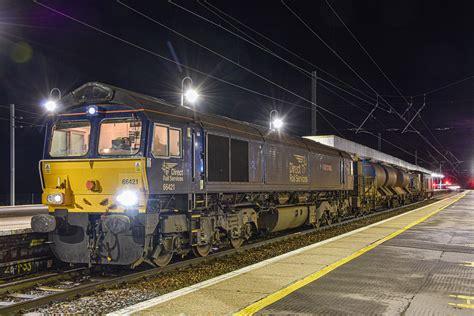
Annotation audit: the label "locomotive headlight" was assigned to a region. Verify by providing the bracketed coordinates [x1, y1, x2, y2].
[47, 193, 64, 204]
[86, 105, 98, 116]
[116, 190, 139, 207]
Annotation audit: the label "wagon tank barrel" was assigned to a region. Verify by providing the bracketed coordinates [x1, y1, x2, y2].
[394, 168, 410, 187]
[258, 206, 310, 233]
[382, 165, 398, 187]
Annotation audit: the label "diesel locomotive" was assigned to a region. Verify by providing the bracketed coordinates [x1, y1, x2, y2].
[31, 82, 434, 267]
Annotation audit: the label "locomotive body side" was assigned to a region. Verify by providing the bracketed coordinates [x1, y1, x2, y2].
[31, 82, 431, 267]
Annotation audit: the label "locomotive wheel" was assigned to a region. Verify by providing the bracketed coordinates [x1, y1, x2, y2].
[325, 214, 332, 226]
[230, 238, 244, 248]
[192, 244, 212, 257]
[313, 220, 321, 229]
[153, 251, 173, 267]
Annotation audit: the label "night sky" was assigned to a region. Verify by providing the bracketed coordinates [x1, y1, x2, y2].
[0, 0, 473, 201]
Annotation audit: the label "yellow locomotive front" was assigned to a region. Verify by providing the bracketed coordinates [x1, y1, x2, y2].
[31, 83, 156, 266]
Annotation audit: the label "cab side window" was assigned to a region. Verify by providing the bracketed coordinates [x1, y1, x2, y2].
[152, 124, 182, 158]
[152, 125, 168, 157]
[169, 128, 182, 157]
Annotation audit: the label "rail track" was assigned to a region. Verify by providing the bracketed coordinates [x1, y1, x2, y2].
[0, 193, 454, 314]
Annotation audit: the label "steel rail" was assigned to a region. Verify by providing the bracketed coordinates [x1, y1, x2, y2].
[0, 267, 88, 295]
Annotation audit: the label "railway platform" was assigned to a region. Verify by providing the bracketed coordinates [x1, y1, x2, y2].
[0, 204, 47, 236]
[110, 191, 473, 315]
[0, 216, 32, 236]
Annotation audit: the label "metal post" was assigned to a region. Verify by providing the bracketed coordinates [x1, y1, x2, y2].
[10, 104, 15, 206]
[377, 132, 381, 151]
[269, 109, 278, 131]
[439, 163, 442, 188]
[181, 76, 193, 106]
[311, 71, 317, 135]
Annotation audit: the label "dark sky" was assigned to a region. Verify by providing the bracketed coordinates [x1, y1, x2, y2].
[0, 0, 473, 199]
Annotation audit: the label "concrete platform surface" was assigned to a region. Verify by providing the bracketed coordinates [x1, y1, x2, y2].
[255, 191, 473, 315]
[0, 216, 32, 236]
[109, 192, 470, 316]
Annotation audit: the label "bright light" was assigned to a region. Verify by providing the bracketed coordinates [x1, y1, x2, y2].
[44, 100, 57, 112]
[272, 118, 284, 129]
[184, 89, 199, 104]
[431, 173, 444, 178]
[53, 194, 62, 203]
[47, 193, 63, 204]
[116, 190, 139, 207]
[87, 106, 97, 115]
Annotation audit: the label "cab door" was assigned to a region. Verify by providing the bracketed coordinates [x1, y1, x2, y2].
[148, 122, 189, 195]
[191, 125, 206, 194]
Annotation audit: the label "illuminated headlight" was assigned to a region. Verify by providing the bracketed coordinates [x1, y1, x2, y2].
[116, 190, 139, 207]
[86, 105, 98, 116]
[47, 193, 64, 205]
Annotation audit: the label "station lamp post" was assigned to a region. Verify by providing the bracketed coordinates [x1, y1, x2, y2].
[269, 109, 283, 131]
[43, 88, 61, 112]
[181, 77, 199, 106]
[10, 104, 15, 205]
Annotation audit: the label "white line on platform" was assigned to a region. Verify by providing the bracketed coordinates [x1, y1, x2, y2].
[108, 194, 462, 316]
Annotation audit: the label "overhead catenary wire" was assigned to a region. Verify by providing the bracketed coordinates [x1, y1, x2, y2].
[197, 1, 397, 117]
[199, 0, 379, 104]
[281, 0, 395, 113]
[318, 82, 423, 153]
[416, 74, 474, 97]
[117, 0, 338, 139]
[168, 0, 381, 108]
[170, 0, 406, 139]
[0, 116, 45, 127]
[168, 0, 427, 156]
[363, 74, 474, 98]
[326, 1, 461, 172]
[325, 0, 410, 106]
[325, 0, 456, 168]
[121, 0, 431, 163]
[184, 0, 400, 115]
[0, 104, 42, 116]
[33, 0, 432, 166]
[32, 0, 312, 114]
[282, 0, 454, 170]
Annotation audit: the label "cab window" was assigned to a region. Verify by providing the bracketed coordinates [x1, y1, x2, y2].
[98, 118, 142, 155]
[169, 128, 182, 157]
[152, 125, 168, 157]
[50, 121, 91, 157]
[152, 124, 182, 158]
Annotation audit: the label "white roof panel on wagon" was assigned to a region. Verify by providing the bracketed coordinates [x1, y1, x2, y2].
[304, 135, 433, 174]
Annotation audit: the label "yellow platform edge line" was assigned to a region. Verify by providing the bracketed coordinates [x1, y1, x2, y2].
[234, 192, 467, 316]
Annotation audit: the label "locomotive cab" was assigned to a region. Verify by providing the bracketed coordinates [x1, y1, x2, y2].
[31, 83, 165, 266]
[35, 106, 153, 265]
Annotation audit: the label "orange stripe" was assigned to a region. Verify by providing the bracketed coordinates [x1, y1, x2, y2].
[57, 109, 145, 116]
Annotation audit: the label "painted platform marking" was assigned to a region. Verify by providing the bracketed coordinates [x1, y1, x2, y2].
[235, 192, 467, 316]
[459, 261, 474, 267]
[448, 295, 474, 309]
